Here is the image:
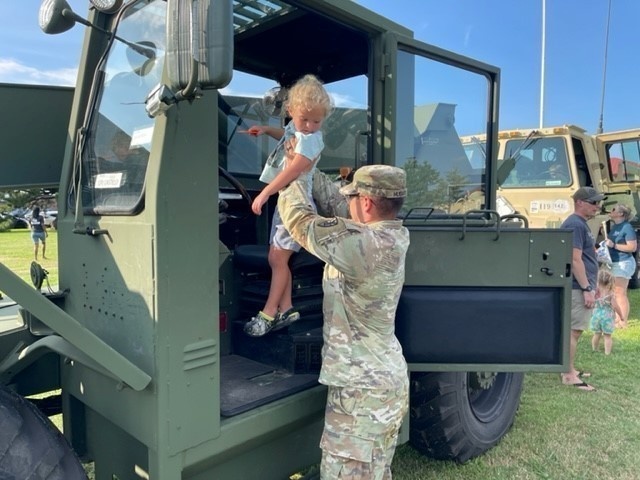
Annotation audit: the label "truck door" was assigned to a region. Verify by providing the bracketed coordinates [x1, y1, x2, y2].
[387, 35, 572, 372]
[595, 129, 640, 211]
[596, 129, 640, 286]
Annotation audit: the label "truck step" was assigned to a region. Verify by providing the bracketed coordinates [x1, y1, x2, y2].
[220, 354, 319, 417]
[233, 324, 323, 374]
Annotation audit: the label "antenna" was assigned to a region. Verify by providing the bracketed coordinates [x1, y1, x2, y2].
[597, 0, 612, 134]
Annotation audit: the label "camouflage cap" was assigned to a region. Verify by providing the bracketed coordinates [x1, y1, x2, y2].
[339, 165, 407, 198]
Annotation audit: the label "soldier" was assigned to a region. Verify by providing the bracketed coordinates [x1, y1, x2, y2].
[278, 165, 410, 479]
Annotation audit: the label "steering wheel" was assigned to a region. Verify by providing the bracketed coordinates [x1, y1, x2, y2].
[218, 166, 253, 214]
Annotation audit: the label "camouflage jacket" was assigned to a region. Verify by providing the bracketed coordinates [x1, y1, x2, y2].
[279, 179, 410, 389]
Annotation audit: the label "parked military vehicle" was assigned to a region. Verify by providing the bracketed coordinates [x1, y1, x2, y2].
[0, 0, 572, 478]
[461, 124, 640, 285]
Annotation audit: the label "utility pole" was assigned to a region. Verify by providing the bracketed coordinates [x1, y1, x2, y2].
[539, 0, 546, 129]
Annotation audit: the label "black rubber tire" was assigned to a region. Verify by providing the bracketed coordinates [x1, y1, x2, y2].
[409, 371, 524, 463]
[0, 383, 87, 479]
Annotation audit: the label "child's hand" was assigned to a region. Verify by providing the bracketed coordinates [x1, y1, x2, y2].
[245, 125, 266, 137]
[252, 194, 267, 215]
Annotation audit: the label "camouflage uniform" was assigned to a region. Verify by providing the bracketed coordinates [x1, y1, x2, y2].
[278, 165, 410, 479]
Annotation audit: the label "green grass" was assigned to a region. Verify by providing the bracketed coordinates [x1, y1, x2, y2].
[392, 290, 640, 480]
[2, 229, 640, 479]
[0, 229, 58, 288]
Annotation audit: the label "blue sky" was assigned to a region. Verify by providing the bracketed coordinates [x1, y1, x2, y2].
[1, 1, 638, 134]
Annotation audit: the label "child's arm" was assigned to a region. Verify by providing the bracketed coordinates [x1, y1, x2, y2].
[246, 125, 285, 140]
[252, 154, 313, 215]
[611, 295, 624, 322]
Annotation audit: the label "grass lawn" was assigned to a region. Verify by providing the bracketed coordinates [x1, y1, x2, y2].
[2, 229, 640, 479]
[0, 228, 59, 288]
[392, 290, 640, 480]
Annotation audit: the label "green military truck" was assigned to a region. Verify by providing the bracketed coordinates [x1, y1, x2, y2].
[0, 0, 573, 478]
[461, 124, 640, 285]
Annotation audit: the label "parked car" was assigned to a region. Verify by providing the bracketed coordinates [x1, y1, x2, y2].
[1, 209, 29, 229]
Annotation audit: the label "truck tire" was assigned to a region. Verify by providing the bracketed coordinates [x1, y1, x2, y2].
[409, 371, 523, 463]
[0, 383, 87, 479]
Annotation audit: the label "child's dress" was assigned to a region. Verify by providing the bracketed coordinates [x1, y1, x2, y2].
[590, 293, 615, 335]
[261, 121, 324, 252]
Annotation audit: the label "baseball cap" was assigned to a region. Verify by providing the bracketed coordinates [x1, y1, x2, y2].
[572, 186, 604, 203]
[339, 165, 407, 198]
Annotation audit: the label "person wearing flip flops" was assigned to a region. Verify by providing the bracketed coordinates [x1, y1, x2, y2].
[278, 165, 410, 479]
[560, 187, 604, 391]
[244, 75, 333, 337]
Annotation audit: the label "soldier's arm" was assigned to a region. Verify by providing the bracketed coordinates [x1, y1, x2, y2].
[278, 180, 369, 278]
[312, 170, 349, 218]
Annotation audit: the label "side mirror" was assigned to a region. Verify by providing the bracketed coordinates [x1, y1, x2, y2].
[39, 0, 124, 34]
[38, 0, 76, 34]
[166, 0, 234, 95]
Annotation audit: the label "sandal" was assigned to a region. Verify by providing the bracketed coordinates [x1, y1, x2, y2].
[244, 311, 276, 337]
[564, 381, 596, 392]
[272, 308, 300, 331]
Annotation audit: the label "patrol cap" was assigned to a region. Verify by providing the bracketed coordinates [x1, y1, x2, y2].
[339, 165, 407, 198]
[572, 186, 604, 203]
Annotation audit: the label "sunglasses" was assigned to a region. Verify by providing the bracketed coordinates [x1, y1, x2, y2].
[581, 199, 601, 206]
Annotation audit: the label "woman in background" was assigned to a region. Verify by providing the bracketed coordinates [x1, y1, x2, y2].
[605, 204, 637, 328]
[29, 206, 47, 261]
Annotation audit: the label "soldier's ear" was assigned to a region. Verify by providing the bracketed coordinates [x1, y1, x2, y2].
[362, 195, 376, 213]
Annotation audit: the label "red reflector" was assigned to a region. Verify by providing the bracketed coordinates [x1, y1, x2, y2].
[219, 311, 228, 332]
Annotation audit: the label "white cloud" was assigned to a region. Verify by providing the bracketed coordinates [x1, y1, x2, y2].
[0, 58, 77, 86]
[329, 92, 365, 109]
[464, 26, 472, 48]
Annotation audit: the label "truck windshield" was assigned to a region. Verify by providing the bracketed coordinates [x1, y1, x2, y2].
[80, 0, 165, 214]
[500, 137, 571, 188]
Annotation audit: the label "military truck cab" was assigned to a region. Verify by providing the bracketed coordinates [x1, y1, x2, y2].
[462, 125, 640, 285]
[0, 0, 572, 478]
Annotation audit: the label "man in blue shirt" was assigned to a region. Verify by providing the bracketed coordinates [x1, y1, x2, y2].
[560, 186, 604, 391]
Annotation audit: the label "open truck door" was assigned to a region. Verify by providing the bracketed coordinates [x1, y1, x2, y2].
[595, 128, 640, 287]
[385, 34, 572, 460]
[595, 129, 640, 199]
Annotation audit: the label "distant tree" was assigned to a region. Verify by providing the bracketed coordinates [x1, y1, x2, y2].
[402, 159, 474, 214]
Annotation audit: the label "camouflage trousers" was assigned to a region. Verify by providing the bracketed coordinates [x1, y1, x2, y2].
[320, 380, 409, 480]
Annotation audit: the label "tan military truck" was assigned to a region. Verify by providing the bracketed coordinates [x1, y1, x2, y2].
[461, 125, 640, 284]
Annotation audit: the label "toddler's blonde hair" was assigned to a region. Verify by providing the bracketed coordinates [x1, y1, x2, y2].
[287, 74, 333, 118]
[597, 268, 615, 293]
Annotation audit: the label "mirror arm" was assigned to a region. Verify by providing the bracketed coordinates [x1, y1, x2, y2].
[174, 58, 200, 101]
[61, 8, 155, 59]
